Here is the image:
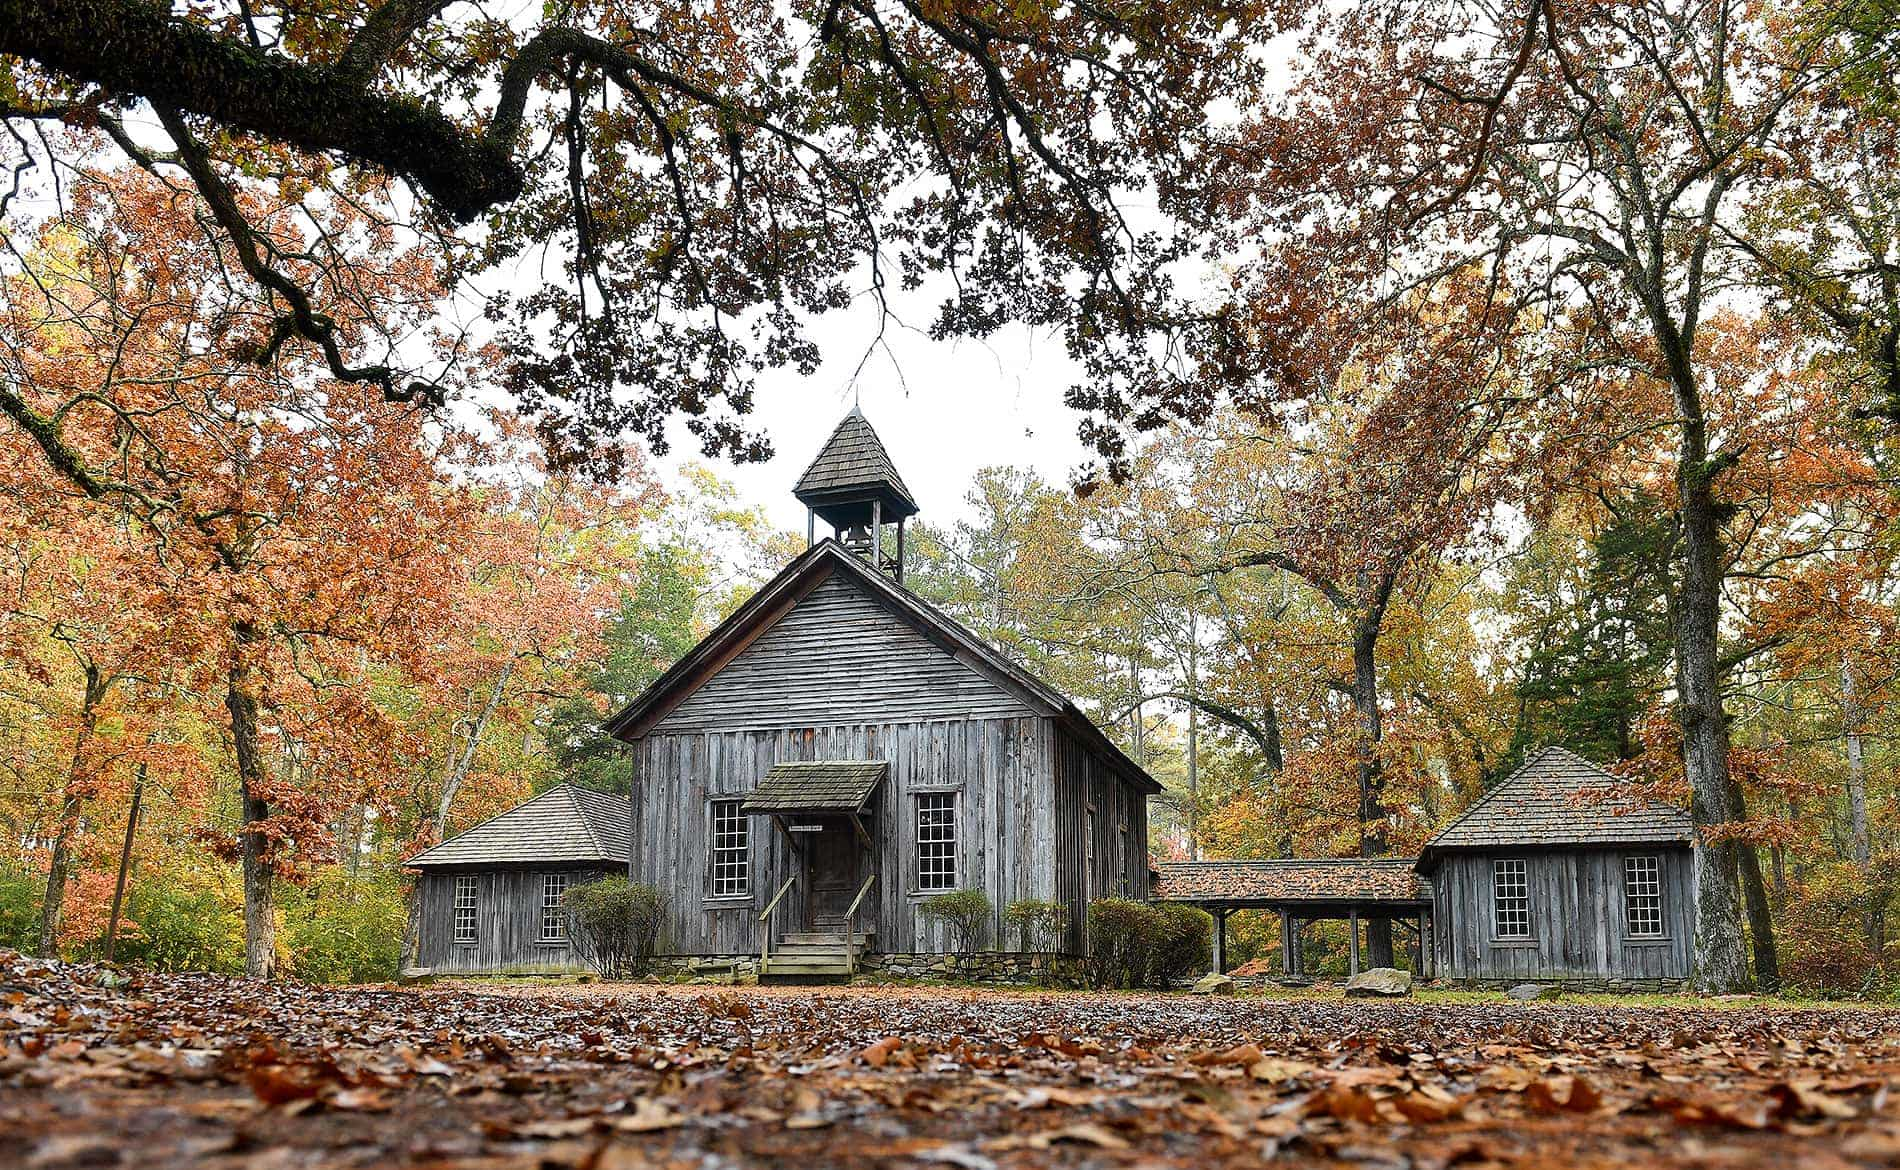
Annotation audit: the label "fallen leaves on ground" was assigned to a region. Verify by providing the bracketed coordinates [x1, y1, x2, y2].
[4, 952, 1900, 1168]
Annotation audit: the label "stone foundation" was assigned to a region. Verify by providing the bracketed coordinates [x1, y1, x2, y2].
[647, 956, 760, 982]
[1444, 977, 1688, 994]
[639, 951, 1081, 986]
[858, 951, 1079, 986]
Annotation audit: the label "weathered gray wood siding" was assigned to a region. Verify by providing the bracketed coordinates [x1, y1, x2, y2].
[413, 865, 613, 973]
[1052, 727, 1152, 954]
[629, 717, 1060, 954]
[1429, 847, 1693, 981]
[650, 574, 1035, 732]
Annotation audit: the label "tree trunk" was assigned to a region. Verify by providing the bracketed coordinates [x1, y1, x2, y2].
[1673, 404, 1751, 992]
[1737, 829, 1779, 991]
[434, 655, 518, 839]
[228, 623, 277, 980]
[1843, 656, 1879, 954]
[1186, 605, 1199, 861]
[1350, 617, 1396, 966]
[103, 758, 146, 963]
[36, 663, 107, 958]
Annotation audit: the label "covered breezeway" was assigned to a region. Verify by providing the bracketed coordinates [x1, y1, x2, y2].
[1151, 859, 1434, 979]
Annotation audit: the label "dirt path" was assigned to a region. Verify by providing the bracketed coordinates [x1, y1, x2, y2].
[7, 955, 1900, 1168]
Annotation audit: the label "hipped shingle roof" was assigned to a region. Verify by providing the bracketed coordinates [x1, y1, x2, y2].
[406, 784, 631, 868]
[1417, 746, 1693, 869]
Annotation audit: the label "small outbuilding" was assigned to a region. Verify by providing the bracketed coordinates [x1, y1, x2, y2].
[405, 783, 631, 975]
[1416, 746, 1695, 989]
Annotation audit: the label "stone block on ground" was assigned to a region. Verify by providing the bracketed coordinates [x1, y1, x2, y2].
[1192, 973, 1237, 996]
[1505, 983, 1561, 1001]
[1343, 967, 1412, 997]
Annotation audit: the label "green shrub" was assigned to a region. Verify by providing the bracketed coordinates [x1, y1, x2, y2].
[920, 888, 993, 953]
[0, 864, 40, 953]
[565, 877, 668, 978]
[1004, 898, 1069, 954]
[112, 882, 245, 974]
[1147, 903, 1213, 988]
[1085, 897, 1154, 989]
[285, 869, 407, 984]
[1779, 864, 1890, 996]
[1081, 899, 1212, 990]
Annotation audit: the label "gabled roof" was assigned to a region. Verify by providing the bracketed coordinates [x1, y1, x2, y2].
[1152, 859, 1429, 907]
[1416, 746, 1693, 870]
[742, 761, 887, 814]
[406, 783, 631, 869]
[604, 540, 1161, 794]
[794, 408, 919, 518]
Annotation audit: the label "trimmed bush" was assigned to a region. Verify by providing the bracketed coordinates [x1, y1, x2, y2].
[1084, 899, 1213, 989]
[1147, 903, 1214, 988]
[565, 877, 668, 978]
[920, 887, 992, 953]
[1004, 898, 1069, 954]
[1085, 897, 1154, 989]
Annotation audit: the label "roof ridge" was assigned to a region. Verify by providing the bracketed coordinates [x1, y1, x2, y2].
[794, 412, 860, 486]
[1428, 744, 1565, 839]
[560, 783, 607, 856]
[601, 539, 1160, 795]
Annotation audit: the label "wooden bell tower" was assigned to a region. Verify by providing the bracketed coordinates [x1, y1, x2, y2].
[793, 407, 918, 584]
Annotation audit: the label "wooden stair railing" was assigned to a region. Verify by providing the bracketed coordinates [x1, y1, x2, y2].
[759, 876, 796, 969]
[843, 872, 878, 975]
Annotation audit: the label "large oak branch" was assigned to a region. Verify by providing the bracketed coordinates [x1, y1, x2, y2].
[0, 0, 522, 219]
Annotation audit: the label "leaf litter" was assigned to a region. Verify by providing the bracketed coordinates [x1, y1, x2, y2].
[5, 952, 1900, 1168]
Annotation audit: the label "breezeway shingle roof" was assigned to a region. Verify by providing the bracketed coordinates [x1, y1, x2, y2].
[406, 783, 631, 868]
[741, 761, 888, 814]
[1151, 859, 1429, 907]
[1417, 746, 1693, 868]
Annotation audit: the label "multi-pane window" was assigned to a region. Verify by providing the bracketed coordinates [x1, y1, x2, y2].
[540, 873, 569, 942]
[1492, 858, 1531, 939]
[1624, 855, 1665, 938]
[710, 800, 749, 897]
[453, 875, 478, 943]
[916, 793, 957, 891]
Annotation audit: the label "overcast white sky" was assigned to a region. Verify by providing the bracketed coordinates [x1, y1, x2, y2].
[650, 312, 1099, 536]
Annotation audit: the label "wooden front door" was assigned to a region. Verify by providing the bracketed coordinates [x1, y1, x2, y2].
[805, 818, 860, 928]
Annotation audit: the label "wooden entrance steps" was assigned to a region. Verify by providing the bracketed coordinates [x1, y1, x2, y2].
[759, 931, 874, 985]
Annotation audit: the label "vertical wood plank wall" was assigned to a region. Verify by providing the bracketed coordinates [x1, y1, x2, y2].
[414, 866, 612, 973]
[1429, 848, 1693, 981]
[1052, 728, 1151, 954]
[623, 560, 1154, 959]
[650, 574, 1037, 730]
[631, 717, 1075, 954]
